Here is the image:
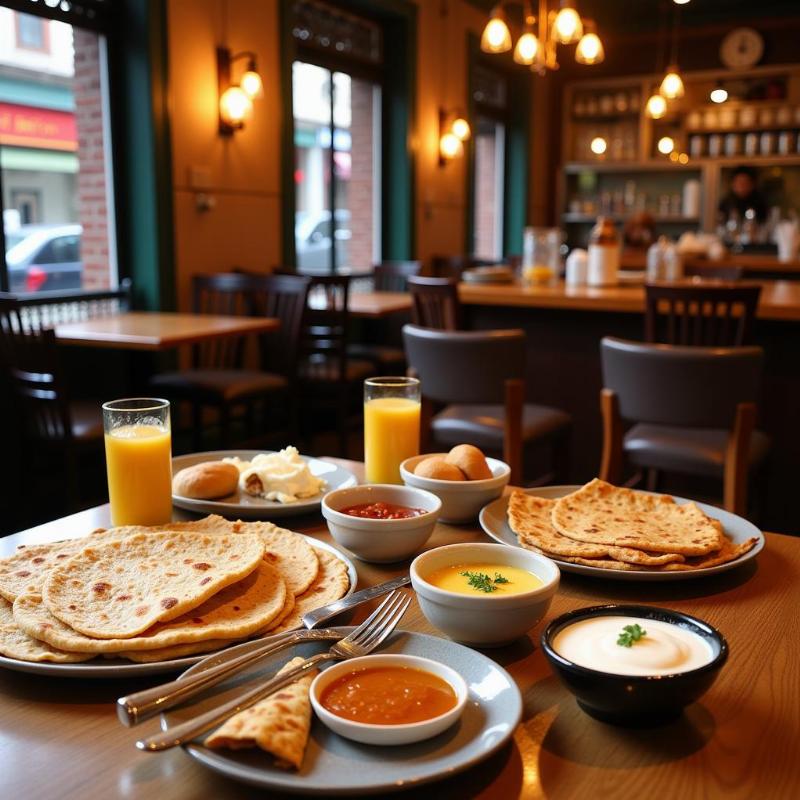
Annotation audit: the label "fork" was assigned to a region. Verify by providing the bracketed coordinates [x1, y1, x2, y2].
[136, 589, 411, 752]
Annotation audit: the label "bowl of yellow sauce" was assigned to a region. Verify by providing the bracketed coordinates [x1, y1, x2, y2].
[411, 543, 560, 646]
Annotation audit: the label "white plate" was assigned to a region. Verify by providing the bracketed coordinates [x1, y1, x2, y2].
[171, 450, 358, 519]
[0, 538, 357, 678]
[479, 485, 765, 582]
[166, 629, 522, 795]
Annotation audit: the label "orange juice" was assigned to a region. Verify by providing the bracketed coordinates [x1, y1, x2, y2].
[364, 397, 420, 484]
[104, 424, 172, 526]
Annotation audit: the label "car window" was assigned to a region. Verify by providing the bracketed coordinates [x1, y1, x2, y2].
[310, 220, 331, 240]
[35, 235, 81, 265]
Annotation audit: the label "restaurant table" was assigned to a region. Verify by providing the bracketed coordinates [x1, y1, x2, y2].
[1, 460, 798, 799]
[54, 311, 280, 351]
[308, 290, 412, 319]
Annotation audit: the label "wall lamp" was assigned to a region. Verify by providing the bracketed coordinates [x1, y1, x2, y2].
[217, 47, 263, 135]
[438, 108, 471, 166]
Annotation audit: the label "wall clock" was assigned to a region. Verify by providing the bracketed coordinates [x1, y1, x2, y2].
[720, 28, 764, 70]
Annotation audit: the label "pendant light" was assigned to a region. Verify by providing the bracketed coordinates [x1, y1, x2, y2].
[575, 19, 604, 65]
[553, 1, 583, 45]
[480, 6, 512, 53]
[513, 7, 540, 66]
[659, 3, 684, 100]
[646, 93, 667, 119]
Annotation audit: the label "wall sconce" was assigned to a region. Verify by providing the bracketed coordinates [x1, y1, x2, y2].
[438, 108, 471, 166]
[217, 47, 263, 135]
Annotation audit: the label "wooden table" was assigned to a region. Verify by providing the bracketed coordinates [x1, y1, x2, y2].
[2, 461, 798, 799]
[307, 291, 412, 319]
[54, 311, 280, 351]
[458, 279, 800, 321]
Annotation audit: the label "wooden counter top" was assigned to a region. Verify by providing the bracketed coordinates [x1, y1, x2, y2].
[458, 280, 800, 321]
[621, 251, 800, 275]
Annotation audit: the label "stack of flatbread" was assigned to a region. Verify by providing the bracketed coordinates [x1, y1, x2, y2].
[508, 478, 759, 572]
[0, 515, 349, 664]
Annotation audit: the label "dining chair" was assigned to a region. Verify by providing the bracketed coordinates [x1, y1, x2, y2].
[297, 274, 374, 456]
[599, 336, 769, 516]
[403, 324, 571, 485]
[0, 295, 103, 507]
[429, 255, 495, 280]
[151, 273, 310, 449]
[407, 276, 462, 330]
[644, 282, 761, 346]
[372, 261, 422, 292]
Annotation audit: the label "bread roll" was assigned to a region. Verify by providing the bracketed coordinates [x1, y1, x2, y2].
[414, 456, 466, 481]
[172, 461, 240, 499]
[445, 444, 492, 481]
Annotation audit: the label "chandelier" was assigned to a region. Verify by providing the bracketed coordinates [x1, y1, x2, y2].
[480, 0, 604, 74]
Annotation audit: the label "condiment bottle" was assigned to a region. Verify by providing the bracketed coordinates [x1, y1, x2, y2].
[587, 217, 620, 286]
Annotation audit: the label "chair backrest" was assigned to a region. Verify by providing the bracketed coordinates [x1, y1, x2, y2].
[300, 275, 352, 377]
[372, 261, 422, 292]
[644, 282, 761, 346]
[0, 313, 73, 443]
[403, 324, 525, 404]
[601, 336, 763, 429]
[407, 276, 461, 330]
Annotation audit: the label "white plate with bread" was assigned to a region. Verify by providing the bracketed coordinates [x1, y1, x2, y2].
[171, 450, 358, 518]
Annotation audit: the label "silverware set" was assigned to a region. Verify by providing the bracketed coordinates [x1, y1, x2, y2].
[119, 588, 411, 753]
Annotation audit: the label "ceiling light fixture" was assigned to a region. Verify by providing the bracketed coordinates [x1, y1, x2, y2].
[575, 19, 604, 65]
[480, 7, 512, 53]
[646, 93, 668, 119]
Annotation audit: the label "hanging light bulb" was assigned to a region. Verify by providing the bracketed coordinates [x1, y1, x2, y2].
[440, 131, 463, 160]
[646, 93, 667, 119]
[660, 67, 685, 99]
[514, 24, 540, 66]
[451, 117, 471, 141]
[710, 84, 728, 104]
[553, 2, 583, 45]
[575, 20, 604, 65]
[219, 86, 253, 128]
[240, 68, 263, 99]
[657, 136, 675, 155]
[480, 8, 512, 53]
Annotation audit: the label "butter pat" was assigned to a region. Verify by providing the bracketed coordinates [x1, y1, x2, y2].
[224, 447, 326, 503]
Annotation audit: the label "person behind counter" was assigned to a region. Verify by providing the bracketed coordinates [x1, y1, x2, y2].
[719, 165, 768, 224]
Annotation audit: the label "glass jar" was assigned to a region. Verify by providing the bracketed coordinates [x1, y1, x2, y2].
[522, 227, 562, 284]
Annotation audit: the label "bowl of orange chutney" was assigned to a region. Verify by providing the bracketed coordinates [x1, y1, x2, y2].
[309, 653, 468, 745]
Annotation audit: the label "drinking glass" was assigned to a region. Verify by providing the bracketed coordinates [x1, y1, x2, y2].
[103, 398, 172, 526]
[363, 377, 420, 484]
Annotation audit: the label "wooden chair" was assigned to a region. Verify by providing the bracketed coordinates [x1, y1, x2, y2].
[0, 296, 103, 507]
[372, 261, 422, 292]
[403, 324, 571, 485]
[600, 337, 768, 516]
[151, 273, 310, 449]
[297, 275, 374, 456]
[644, 282, 761, 346]
[407, 276, 462, 330]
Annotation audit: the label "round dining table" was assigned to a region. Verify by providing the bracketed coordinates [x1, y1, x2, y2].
[1, 459, 798, 799]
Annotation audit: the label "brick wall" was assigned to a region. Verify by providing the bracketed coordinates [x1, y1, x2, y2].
[347, 77, 374, 270]
[73, 28, 111, 289]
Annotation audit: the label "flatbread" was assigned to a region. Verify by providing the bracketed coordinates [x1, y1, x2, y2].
[508, 492, 685, 565]
[551, 479, 724, 556]
[0, 622, 94, 663]
[262, 588, 296, 633]
[111, 639, 240, 663]
[0, 597, 14, 626]
[15, 561, 287, 653]
[267, 549, 349, 634]
[205, 656, 317, 769]
[41, 531, 265, 639]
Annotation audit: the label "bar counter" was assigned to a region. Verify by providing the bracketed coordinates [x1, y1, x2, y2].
[458, 279, 800, 321]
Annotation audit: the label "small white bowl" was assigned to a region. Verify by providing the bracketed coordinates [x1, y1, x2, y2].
[310, 653, 468, 746]
[321, 484, 441, 563]
[400, 454, 510, 524]
[411, 543, 560, 647]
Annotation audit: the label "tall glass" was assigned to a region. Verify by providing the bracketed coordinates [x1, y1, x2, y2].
[102, 398, 172, 526]
[364, 377, 420, 484]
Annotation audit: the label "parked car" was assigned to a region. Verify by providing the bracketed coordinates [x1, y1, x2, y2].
[5, 224, 83, 293]
[295, 209, 351, 272]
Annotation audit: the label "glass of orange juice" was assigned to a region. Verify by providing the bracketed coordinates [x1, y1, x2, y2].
[102, 398, 173, 526]
[364, 377, 421, 484]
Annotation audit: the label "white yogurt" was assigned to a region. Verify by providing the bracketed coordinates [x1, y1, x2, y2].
[224, 447, 326, 503]
[552, 615, 714, 676]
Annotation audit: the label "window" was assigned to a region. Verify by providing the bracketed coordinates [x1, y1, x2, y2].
[291, 1, 383, 274]
[0, 5, 117, 294]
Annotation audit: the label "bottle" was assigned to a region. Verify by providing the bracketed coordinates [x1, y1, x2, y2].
[587, 217, 620, 286]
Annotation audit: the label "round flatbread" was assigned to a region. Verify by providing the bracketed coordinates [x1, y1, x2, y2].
[16, 561, 287, 653]
[508, 491, 685, 566]
[551, 479, 724, 556]
[42, 531, 265, 639]
[268, 550, 349, 634]
[111, 638, 241, 663]
[0, 622, 94, 663]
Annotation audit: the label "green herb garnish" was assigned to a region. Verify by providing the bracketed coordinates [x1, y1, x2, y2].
[617, 623, 647, 648]
[460, 571, 510, 593]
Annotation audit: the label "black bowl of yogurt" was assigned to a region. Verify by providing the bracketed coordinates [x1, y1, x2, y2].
[541, 604, 729, 727]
